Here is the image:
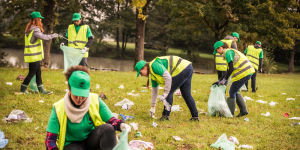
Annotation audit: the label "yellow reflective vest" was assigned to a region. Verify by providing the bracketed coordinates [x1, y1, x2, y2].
[215, 39, 236, 71]
[149, 56, 191, 85]
[24, 29, 44, 63]
[67, 24, 89, 58]
[224, 49, 255, 82]
[53, 93, 105, 150]
[246, 45, 262, 70]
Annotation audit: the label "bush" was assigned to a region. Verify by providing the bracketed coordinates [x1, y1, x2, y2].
[0, 46, 9, 67]
[263, 46, 277, 74]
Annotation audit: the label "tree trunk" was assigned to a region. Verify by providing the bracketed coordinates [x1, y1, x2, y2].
[288, 46, 295, 73]
[125, 35, 128, 50]
[116, 2, 120, 58]
[41, 0, 56, 68]
[121, 30, 125, 57]
[213, 29, 220, 73]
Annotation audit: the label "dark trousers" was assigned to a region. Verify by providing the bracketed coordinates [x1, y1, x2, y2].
[23, 61, 42, 85]
[229, 75, 252, 98]
[217, 70, 228, 86]
[64, 124, 116, 150]
[245, 69, 257, 92]
[79, 58, 88, 67]
[162, 64, 198, 117]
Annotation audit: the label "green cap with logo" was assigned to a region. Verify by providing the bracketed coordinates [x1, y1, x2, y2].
[255, 41, 262, 45]
[135, 60, 146, 77]
[69, 71, 90, 97]
[213, 41, 225, 54]
[231, 32, 240, 42]
[31, 11, 44, 19]
[72, 13, 81, 21]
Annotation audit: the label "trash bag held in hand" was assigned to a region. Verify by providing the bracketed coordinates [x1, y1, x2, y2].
[113, 129, 130, 150]
[208, 85, 233, 117]
[60, 45, 85, 73]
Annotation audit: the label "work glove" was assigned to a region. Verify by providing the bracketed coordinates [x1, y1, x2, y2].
[212, 81, 220, 86]
[81, 47, 87, 54]
[159, 94, 167, 102]
[120, 123, 131, 133]
[60, 43, 64, 47]
[218, 78, 227, 85]
[52, 33, 58, 38]
[150, 107, 155, 118]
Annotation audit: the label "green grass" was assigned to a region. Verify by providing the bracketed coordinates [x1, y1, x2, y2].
[0, 67, 300, 149]
[275, 62, 300, 73]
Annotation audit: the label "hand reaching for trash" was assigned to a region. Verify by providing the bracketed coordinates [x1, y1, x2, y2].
[120, 123, 131, 133]
[81, 47, 87, 54]
[150, 107, 155, 118]
[159, 94, 171, 111]
[218, 79, 227, 85]
[212, 81, 219, 86]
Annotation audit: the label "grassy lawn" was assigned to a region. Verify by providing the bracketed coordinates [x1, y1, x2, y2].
[0, 67, 300, 149]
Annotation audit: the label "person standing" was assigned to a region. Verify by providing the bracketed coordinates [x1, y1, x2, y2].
[134, 56, 199, 121]
[60, 13, 94, 67]
[20, 11, 58, 94]
[213, 41, 255, 117]
[215, 32, 241, 86]
[244, 41, 263, 93]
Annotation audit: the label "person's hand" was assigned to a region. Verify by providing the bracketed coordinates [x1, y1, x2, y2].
[159, 94, 167, 102]
[52, 33, 58, 38]
[150, 107, 155, 118]
[81, 47, 87, 54]
[218, 79, 227, 85]
[212, 81, 219, 86]
[120, 123, 131, 133]
[60, 43, 64, 47]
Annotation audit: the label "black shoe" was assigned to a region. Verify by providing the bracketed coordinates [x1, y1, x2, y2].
[158, 116, 170, 121]
[252, 91, 256, 93]
[189, 117, 199, 121]
[236, 112, 248, 117]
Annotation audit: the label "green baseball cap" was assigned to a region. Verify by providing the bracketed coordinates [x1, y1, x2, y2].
[31, 11, 44, 19]
[69, 71, 90, 97]
[213, 41, 225, 54]
[72, 13, 81, 21]
[231, 32, 240, 42]
[135, 60, 146, 77]
[256, 41, 262, 45]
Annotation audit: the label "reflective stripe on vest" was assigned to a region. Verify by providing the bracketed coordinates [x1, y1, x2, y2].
[24, 29, 44, 63]
[149, 56, 191, 85]
[224, 49, 255, 82]
[68, 24, 89, 58]
[53, 93, 105, 150]
[246, 45, 262, 70]
[215, 53, 227, 71]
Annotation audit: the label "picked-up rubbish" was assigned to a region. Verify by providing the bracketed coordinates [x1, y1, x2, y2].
[174, 89, 182, 95]
[115, 98, 134, 107]
[244, 118, 249, 121]
[237, 145, 253, 149]
[0, 129, 8, 148]
[208, 85, 233, 117]
[6, 82, 12, 86]
[289, 117, 300, 120]
[261, 112, 270, 117]
[281, 93, 287, 95]
[122, 104, 131, 110]
[171, 105, 183, 112]
[269, 101, 278, 106]
[210, 133, 236, 150]
[135, 131, 142, 137]
[99, 93, 107, 100]
[158, 86, 164, 89]
[283, 113, 289, 117]
[256, 100, 267, 104]
[3, 109, 32, 123]
[129, 140, 154, 150]
[243, 96, 253, 101]
[119, 114, 134, 121]
[172, 136, 183, 141]
[140, 90, 147, 92]
[118, 85, 124, 89]
[286, 98, 295, 101]
[129, 123, 138, 131]
[127, 92, 140, 97]
[112, 113, 119, 119]
[113, 129, 130, 150]
[198, 109, 208, 115]
[291, 122, 300, 126]
[228, 136, 239, 145]
[96, 84, 100, 89]
[152, 122, 158, 127]
[39, 100, 44, 103]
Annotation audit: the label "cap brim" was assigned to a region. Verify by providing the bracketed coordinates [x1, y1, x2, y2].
[70, 86, 90, 97]
[238, 39, 240, 42]
[40, 16, 44, 19]
[213, 50, 217, 54]
[72, 18, 80, 21]
[136, 71, 140, 77]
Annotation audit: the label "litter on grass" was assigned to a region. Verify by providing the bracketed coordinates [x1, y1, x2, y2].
[39, 100, 44, 103]
[171, 105, 183, 112]
[237, 145, 253, 149]
[122, 104, 131, 110]
[178, 96, 182, 98]
[115, 98, 134, 107]
[228, 136, 239, 145]
[140, 90, 147, 92]
[135, 131, 142, 137]
[112, 113, 119, 119]
[174, 89, 181, 95]
[3, 110, 32, 123]
[119, 114, 134, 121]
[198, 109, 208, 115]
[173, 136, 183, 141]
[158, 86, 164, 89]
[210, 133, 236, 150]
[291, 122, 300, 126]
[256, 100, 268, 104]
[0, 129, 8, 148]
[281, 93, 287, 95]
[283, 113, 289, 117]
[127, 92, 140, 97]
[96, 84, 100, 89]
[243, 96, 253, 101]
[152, 122, 158, 127]
[244, 118, 249, 121]
[258, 95, 264, 97]
[261, 112, 270, 117]
[289, 117, 300, 120]
[129, 123, 138, 130]
[286, 98, 295, 101]
[118, 85, 124, 89]
[269, 101, 278, 106]
[129, 140, 154, 150]
[6, 82, 12, 85]
[99, 93, 107, 100]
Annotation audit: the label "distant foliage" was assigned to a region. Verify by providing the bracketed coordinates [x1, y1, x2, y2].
[263, 46, 277, 74]
[0, 47, 9, 67]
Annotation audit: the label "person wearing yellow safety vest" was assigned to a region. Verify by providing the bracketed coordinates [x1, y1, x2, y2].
[215, 32, 240, 87]
[134, 56, 199, 121]
[212, 41, 255, 117]
[60, 13, 94, 67]
[45, 66, 131, 150]
[244, 41, 263, 93]
[20, 11, 58, 94]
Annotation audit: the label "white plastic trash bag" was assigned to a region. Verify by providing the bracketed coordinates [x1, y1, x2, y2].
[115, 98, 134, 107]
[208, 85, 233, 117]
[113, 129, 130, 150]
[129, 140, 154, 150]
[60, 45, 84, 73]
[211, 133, 236, 150]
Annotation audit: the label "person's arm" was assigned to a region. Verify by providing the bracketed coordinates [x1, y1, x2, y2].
[151, 87, 158, 107]
[231, 41, 238, 49]
[259, 51, 263, 72]
[162, 71, 172, 97]
[244, 48, 248, 55]
[99, 98, 124, 131]
[45, 132, 58, 150]
[33, 27, 57, 40]
[61, 31, 68, 45]
[85, 27, 94, 48]
[45, 107, 59, 150]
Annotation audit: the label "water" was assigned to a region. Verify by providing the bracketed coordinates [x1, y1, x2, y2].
[2, 48, 213, 73]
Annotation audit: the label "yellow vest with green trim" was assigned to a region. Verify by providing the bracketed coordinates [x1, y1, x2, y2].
[53, 93, 105, 150]
[224, 49, 255, 82]
[24, 29, 44, 63]
[149, 56, 191, 85]
[246, 45, 262, 70]
[68, 24, 89, 58]
[221, 39, 234, 48]
[215, 39, 235, 71]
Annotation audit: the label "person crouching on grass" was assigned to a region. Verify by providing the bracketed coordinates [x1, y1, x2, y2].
[134, 56, 199, 121]
[45, 66, 131, 150]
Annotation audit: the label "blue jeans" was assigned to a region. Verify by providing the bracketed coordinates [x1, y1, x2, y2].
[245, 69, 257, 92]
[162, 64, 199, 117]
[229, 75, 252, 98]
